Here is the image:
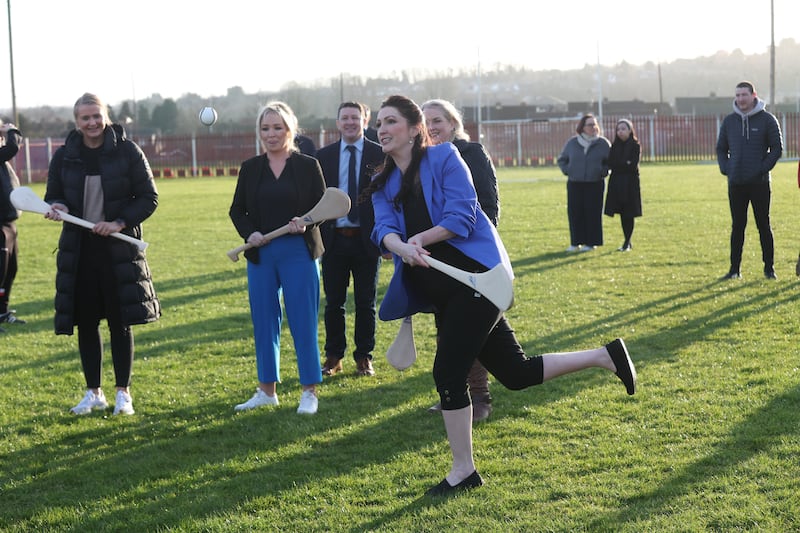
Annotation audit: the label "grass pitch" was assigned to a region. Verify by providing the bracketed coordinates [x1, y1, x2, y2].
[1, 161, 799, 531]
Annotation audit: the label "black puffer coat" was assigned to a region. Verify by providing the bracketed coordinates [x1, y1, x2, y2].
[45, 124, 160, 335]
[716, 98, 783, 185]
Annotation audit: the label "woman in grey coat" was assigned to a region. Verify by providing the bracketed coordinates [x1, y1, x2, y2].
[557, 114, 610, 252]
[45, 93, 160, 416]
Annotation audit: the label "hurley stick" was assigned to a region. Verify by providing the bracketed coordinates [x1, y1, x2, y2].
[227, 187, 351, 262]
[10, 187, 148, 251]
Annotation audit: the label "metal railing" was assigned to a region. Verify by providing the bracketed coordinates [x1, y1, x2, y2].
[10, 113, 798, 183]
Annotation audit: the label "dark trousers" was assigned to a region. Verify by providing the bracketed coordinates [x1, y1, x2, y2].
[567, 180, 605, 246]
[410, 266, 544, 411]
[75, 234, 134, 389]
[0, 222, 18, 314]
[728, 182, 774, 272]
[321, 232, 380, 361]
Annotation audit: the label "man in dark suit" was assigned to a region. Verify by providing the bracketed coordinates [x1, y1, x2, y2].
[316, 102, 384, 376]
[362, 104, 379, 143]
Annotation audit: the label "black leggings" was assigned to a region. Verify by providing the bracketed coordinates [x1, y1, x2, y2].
[77, 321, 134, 389]
[75, 234, 134, 389]
[410, 266, 544, 411]
[621, 216, 635, 244]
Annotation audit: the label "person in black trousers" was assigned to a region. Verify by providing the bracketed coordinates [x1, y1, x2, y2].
[0, 121, 24, 329]
[557, 114, 611, 252]
[367, 95, 637, 497]
[316, 102, 384, 376]
[716, 81, 783, 280]
[422, 98, 499, 422]
[45, 93, 160, 416]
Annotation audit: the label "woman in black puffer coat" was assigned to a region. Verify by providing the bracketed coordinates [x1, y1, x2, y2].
[45, 93, 160, 416]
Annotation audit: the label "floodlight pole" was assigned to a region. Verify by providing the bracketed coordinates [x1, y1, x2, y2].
[596, 41, 603, 125]
[476, 47, 482, 143]
[7, 0, 18, 125]
[769, 0, 775, 107]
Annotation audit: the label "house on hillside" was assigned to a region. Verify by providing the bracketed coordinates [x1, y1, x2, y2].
[674, 96, 731, 116]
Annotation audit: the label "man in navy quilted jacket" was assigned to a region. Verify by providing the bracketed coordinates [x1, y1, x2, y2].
[716, 81, 783, 280]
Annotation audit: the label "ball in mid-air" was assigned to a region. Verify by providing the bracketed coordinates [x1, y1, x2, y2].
[199, 106, 218, 126]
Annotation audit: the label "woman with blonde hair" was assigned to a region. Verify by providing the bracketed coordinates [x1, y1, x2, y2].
[229, 101, 326, 415]
[45, 93, 160, 416]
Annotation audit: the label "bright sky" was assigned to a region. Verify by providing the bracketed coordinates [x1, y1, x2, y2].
[1, 0, 798, 109]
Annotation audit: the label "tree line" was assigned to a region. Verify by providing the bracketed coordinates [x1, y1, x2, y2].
[5, 38, 799, 139]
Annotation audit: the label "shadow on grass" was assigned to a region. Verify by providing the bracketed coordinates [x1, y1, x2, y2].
[587, 383, 800, 530]
[5, 243, 800, 529]
[0, 370, 451, 530]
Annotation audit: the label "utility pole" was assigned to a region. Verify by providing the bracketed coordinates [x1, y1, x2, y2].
[7, 0, 18, 125]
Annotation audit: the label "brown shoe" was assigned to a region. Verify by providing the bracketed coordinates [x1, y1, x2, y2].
[356, 358, 375, 376]
[471, 395, 493, 422]
[322, 356, 343, 376]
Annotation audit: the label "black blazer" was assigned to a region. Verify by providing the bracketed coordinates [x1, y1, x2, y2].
[230, 151, 326, 263]
[315, 138, 384, 257]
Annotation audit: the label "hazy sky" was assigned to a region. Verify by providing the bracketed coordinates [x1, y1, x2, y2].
[1, 0, 798, 109]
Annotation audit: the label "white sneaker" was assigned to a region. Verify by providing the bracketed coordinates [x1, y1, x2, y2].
[297, 389, 318, 415]
[566, 245, 581, 252]
[234, 389, 279, 411]
[70, 389, 108, 415]
[113, 390, 135, 415]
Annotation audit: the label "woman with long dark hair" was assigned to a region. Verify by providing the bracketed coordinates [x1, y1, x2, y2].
[366, 95, 637, 497]
[604, 119, 642, 251]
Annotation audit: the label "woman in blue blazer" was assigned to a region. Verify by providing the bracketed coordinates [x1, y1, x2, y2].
[365, 95, 637, 497]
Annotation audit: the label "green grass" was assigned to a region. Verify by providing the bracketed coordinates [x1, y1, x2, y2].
[2, 161, 799, 531]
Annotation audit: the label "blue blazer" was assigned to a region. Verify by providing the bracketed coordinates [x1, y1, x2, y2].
[316, 138, 384, 256]
[371, 143, 513, 321]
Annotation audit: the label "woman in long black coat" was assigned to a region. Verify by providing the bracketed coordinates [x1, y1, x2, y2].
[604, 119, 642, 251]
[45, 93, 159, 416]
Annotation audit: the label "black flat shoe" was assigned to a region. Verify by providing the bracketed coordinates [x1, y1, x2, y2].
[425, 470, 484, 497]
[606, 338, 637, 395]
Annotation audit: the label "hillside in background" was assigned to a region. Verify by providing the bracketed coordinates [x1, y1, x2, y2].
[5, 39, 799, 137]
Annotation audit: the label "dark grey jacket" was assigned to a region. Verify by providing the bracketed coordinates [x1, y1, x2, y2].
[716, 98, 783, 185]
[557, 135, 611, 183]
[45, 124, 160, 334]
